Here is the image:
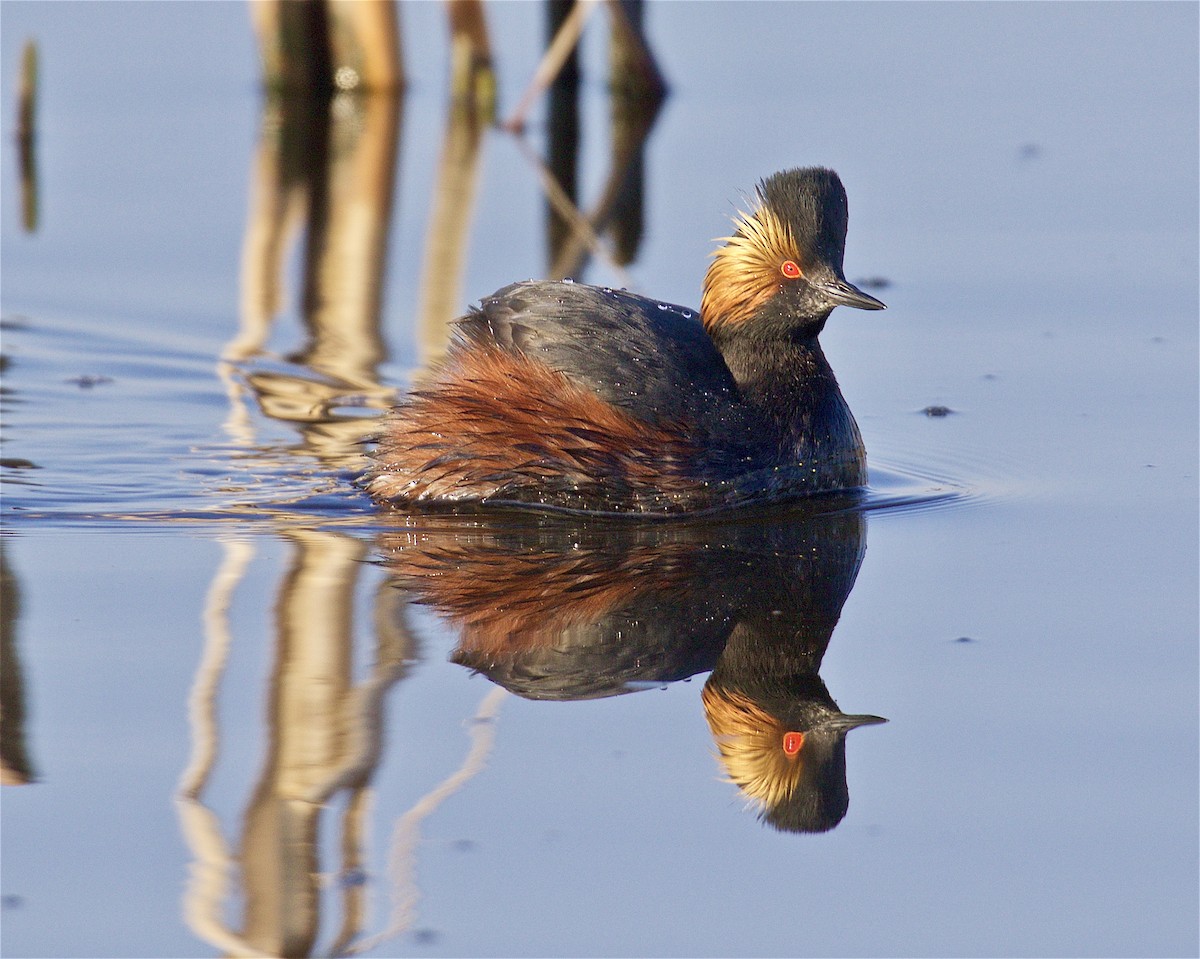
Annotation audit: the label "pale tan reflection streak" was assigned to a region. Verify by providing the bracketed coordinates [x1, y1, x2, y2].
[227, 92, 308, 364]
[413, 0, 495, 371]
[298, 89, 397, 391]
[16, 39, 39, 234]
[176, 537, 267, 958]
[178, 531, 410, 958]
[349, 685, 508, 956]
[223, 80, 401, 472]
[415, 90, 491, 372]
[1, 538, 35, 785]
[446, 0, 494, 103]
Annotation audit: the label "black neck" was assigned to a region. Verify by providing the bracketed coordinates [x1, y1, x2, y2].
[709, 318, 864, 481]
[712, 324, 834, 425]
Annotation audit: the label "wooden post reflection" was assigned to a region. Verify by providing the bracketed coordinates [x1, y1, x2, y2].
[239, 531, 363, 956]
[16, 39, 39, 233]
[544, 0, 582, 272]
[446, 0, 495, 104]
[413, 1, 495, 369]
[227, 84, 402, 467]
[251, 0, 403, 93]
[416, 95, 492, 370]
[1, 542, 35, 785]
[497, 0, 666, 281]
[606, 0, 664, 265]
[297, 90, 399, 387]
[547, 0, 664, 278]
[229, 1, 404, 471]
[178, 533, 412, 958]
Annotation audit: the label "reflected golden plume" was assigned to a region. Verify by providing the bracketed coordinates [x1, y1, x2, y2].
[701, 684, 804, 812]
[377, 502, 883, 829]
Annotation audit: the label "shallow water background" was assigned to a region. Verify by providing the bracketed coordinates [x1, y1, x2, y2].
[2, 3, 1197, 957]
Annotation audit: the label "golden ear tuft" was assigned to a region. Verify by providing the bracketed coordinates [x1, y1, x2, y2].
[700, 201, 804, 331]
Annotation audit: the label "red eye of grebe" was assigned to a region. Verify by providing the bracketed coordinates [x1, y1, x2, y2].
[782, 731, 805, 755]
[781, 260, 802, 279]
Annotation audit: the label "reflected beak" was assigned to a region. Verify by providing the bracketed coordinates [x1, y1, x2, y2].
[822, 712, 888, 732]
[825, 277, 887, 311]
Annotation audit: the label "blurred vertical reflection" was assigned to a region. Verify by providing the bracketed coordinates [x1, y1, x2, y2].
[415, 63, 493, 371]
[543, 0, 666, 278]
[544, 0, 581, 268]
[227, 80, 402, 467]
[251, 0, 403, 94]
[177, 532, 411, 958]
[1, 541, 35, 785]
[15, 39, 39, 233]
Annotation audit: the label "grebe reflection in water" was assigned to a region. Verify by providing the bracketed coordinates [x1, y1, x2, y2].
[377, 502, 884, 832]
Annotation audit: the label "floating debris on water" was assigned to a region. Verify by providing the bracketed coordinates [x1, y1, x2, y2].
[65, 375, 113, 388]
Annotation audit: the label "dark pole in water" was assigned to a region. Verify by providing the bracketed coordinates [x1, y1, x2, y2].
[607, 0, 666, 266]
[545, 0, 582, 276]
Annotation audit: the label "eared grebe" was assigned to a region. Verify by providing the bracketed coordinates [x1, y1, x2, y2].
[366, 167, 885, 514]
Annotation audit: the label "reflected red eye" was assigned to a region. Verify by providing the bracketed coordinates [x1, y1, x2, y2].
[781, 260, 802, 279]
[782, 731, 805, 756]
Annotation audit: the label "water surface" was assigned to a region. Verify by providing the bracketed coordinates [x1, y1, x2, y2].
[2, 3, 1197, 957]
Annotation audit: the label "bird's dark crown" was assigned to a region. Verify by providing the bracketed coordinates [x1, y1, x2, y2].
[757, 167, 850, 270]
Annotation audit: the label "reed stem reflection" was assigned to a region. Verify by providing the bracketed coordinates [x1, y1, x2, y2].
[178, 531, 411, 958]
[0, 541, 35, 785]
[15, 39, 39, 234]
[226, 84, 401, 470]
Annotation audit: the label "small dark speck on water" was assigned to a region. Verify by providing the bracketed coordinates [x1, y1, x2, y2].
[65, 375, 113, 388]
[952, 636, 977, 644]
[2, 895, 23, 909]
[1018, 142, 1042, 160]
[452, 838, 477, 853]
[854, 276, 891, 290]
[412, 929, 440, 945]
[922, 405, 954, 417]
[1, 458, 39, 469]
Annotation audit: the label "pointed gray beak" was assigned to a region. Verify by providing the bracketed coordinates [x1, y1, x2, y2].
[821, 712, 888, 732]
[825, 277, 887, 311]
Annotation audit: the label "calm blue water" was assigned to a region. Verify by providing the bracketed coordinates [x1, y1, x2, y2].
[2, 3, 1197, 957]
